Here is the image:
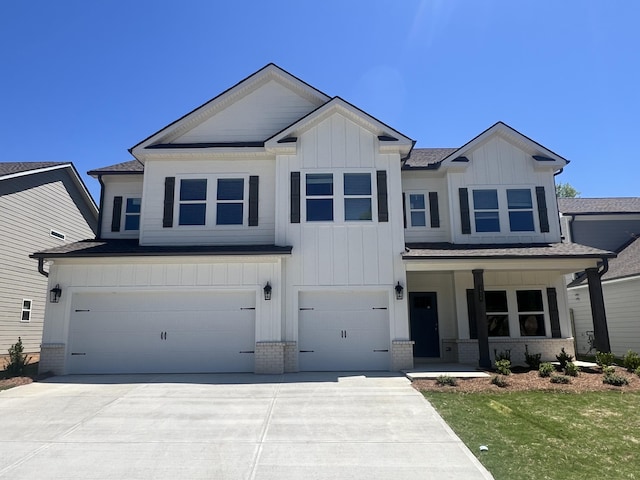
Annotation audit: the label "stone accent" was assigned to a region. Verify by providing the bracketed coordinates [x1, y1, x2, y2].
[452, 338, 576, 366]
[391, 340, 415, 371]
[283, 341, 298, 373]
[39, 343, 65, 375]
[254, 342, 285, 374]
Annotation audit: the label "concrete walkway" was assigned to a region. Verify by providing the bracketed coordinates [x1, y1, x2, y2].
[0, 372, 493, 479]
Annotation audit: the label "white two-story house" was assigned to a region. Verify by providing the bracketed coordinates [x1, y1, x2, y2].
[33, 64, 614, 375]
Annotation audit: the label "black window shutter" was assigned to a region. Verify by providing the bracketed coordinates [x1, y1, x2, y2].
[248, 176, 259, 226]
[429, 192, 440, 228]
[536, 186, 549, 233]
[290, 172, 300, 224]
[376, 170, 388, 222]
[459, 188, 471, 234]
[111, 196, 122, 232]
[402, 192, 407, 228]
[547, 287, 562, 338]
[163, 177, 175, 228]
[466, 289, 478, 339]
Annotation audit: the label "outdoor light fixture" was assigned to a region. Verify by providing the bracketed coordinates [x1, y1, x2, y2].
[395, 281, 404, 300]
[263, 282, 272, 301]
[49, 284, 62, 303]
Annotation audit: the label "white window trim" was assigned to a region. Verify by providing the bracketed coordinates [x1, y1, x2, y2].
[21, 299, 32, 323]
[405, 190, 428, 229]
[343, 173, 373, 222]
[124, 197, 142, 231]
[470, 186, 539, 235]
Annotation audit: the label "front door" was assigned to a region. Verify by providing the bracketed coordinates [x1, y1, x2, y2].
[409, 292, 440, 358]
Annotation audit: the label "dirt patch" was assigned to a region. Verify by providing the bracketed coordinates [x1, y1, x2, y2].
[0, 376, 34, 390]
[413, 365, 640, 393]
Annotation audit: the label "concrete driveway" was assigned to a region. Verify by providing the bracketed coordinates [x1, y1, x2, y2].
[0, 372, 492, 479]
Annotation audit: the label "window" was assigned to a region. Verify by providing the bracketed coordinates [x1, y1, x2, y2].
[21, 300, 32, 322]
[486, 291, 510, 336]
[50, 230, 65, 240]
[179, 179, 207, 225]
[216, 178, 244, 225]
[124, 198, 141, 230]
[507, 189, 535, 231]
[517, 290, 546, 336]
[344, 173, 372, 221]
[409, 194, 426, 227]
[473, 189, 500, 232]
[306, 174, 333, 221]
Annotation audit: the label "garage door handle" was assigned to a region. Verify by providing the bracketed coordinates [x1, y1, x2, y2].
[299, 308, 314, 311]
[75, 309, 90, 312]
[239, 350, 255, 354]
[373, 349, 389, 353]
[71, 352, 86, 356]
[372, 307, 387, 310]
[240, 307, 255, 310]
[299, 350, 314, 353]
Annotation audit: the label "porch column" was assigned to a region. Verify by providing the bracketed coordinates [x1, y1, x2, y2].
[586, 267, 611, 353]
[472, 269, 491, 369]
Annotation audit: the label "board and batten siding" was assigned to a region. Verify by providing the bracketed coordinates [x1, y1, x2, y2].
[171, 79, 320, 144]
[401, 171, 451, 243]
[448, 136, 561, 244]
[100, 175, 143, 239]
[569, 277, 640, 356]
[0, 172, 96, 353]
[139, 158, 276, 246]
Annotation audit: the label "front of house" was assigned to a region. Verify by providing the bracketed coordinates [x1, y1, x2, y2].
[33, 65, 613, 375]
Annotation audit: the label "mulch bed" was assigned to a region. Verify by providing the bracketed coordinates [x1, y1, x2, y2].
[413, 365, 640, 393]
[0, 376, 34, 390]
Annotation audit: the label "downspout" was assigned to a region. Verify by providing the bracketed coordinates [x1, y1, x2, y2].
[598, 258, 609, 277]
[96, 174, 105, 239]
[37, 257, 49, 278]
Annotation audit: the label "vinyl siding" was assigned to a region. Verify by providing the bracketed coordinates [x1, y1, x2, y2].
[402, 171, 451, 243]
[0, 170, 96, 353]
[100, 176, 144, 239]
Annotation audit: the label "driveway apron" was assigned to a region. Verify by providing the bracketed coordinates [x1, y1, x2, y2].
[0, 372, 492, 479]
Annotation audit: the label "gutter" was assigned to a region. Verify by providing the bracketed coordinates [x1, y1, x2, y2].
[96, 175, 105, 239]
[37, 257, 48, 278]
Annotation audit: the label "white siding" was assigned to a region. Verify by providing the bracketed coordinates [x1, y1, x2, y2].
[402, 171, 451, 243]
[173, 80, 319, 144]
[100, 175, 144, 239]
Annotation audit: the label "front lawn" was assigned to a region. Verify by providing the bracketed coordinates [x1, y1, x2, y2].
[423, 390, 640, 480]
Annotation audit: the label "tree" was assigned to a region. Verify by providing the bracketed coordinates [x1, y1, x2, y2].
[556, 182, 580, 198]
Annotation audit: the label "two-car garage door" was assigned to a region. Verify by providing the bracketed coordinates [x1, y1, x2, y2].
[67, 291, 256, 374]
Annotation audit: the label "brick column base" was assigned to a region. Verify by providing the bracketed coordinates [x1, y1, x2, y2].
[39, 343, 65, 375]
[391, 340, 415, 371]
[254, 342, 285, 374]
[284, 342, 298, 373]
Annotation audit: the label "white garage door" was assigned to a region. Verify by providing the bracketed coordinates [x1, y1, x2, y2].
[67, 291, 256, 374]
[298, 291, 390, 371]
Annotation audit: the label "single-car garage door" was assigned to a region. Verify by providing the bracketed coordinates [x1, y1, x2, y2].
[298, 290, 390, 371]
[67, 291, 256, 374]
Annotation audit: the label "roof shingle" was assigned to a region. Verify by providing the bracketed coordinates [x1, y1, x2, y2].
[403, 242, 614, 259]
[558, 197, 640, 214]
[87, 160, 144, 176]
[0, 162, 68, 178]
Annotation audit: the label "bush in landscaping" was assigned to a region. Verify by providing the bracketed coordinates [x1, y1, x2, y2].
[4, 337, 30, 377]
[603, 372, 629, 386]
[491, 375, 509, 388]
[495, 359, 511, 375]
[556, 347, 574, 370]
[635, 366, 640, 378]
[494, 349, 511, 362]
[564, 362, 580, 377]
[539, 362, 555, 378]
[595, 351, 616, 367]
[622, 350, 640, 372]
[602, 365, 615, 376]
[524, 344, 542, 370]
[550, 374, 571, 384]
[435, 375, 458, 387]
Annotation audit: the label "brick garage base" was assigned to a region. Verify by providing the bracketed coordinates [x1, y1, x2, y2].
[254, 342, 286, 374]
[443, 338, 575, 366]
[39, 343, 66, 375]
[391, 340, 415, 371]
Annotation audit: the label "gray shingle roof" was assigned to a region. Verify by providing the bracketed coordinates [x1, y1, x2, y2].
[87, 160, 144, 176]
[403, 242, 614, 260]
[403, 148, 457, 169]
[558, 197, 640, 214]
[569, 236, 640, 286]
[0, 162, 68, 178]
[31, 239, 293, 258]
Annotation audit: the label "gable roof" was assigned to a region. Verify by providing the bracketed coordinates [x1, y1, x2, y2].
[402, 148, 458, 169]
[0, 162, 69, 178]
[558, 197, 640, 215]
[87, 159, 144, 176]
[569, 236, 640, 286]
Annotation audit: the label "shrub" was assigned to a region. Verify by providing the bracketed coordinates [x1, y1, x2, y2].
[602, 365, 616, 376]
[595, 351, 616, 367]
[4, 337, 31, 377]
[635, 366, 640, 377]
[622, 350, 640, 372]
[550, 374, 571, 384]
[524, 344, 542, 370]
[556, 348, 574, 370]
[603, 372, 629, 386]
[564, 362, 580, 377]
[435, 375, 458, 387]
[495, 359, 512, 376]
[539, 362, 555, 378]
[494, 349, 511, 362]
[491, 375, 509, 388]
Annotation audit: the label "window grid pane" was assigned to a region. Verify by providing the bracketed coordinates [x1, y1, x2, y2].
[411, 211, 426, 227]
[216, 203, 243, 225]
[306, 174, 333, 196]
[179, 204, 206, 225]
[344, 174, 371, 195]
[517, 290, 546, 336]
[307, 199, 333, 221]
[217, 179, 244, 200]
[345, 198, 372, 221]
[180, 179, 207, 201]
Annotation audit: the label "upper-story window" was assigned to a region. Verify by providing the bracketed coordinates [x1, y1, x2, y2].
[409, 194, 427, 227]
[473, 189, 500, 232]
[507, 189, 534, 232]
[344, 173, 372, 221]
[306, 174, 333, 221]
[124, 198, 141, 230]
[179, 179, 207, 226]
[216, 178, 244, 225]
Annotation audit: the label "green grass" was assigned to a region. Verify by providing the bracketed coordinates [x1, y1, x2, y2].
[423, 391, 640, 480]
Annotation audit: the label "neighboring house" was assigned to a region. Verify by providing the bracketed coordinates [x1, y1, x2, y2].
[559, 197, 640, 356]
[32, 64, 613, 375]
[0, 162, 98, 356]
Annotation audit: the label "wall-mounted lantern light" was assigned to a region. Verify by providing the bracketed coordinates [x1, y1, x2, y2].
[395, 281, 404, 300]
[263, 282, 272, 301]
[49, 284, 62, 303]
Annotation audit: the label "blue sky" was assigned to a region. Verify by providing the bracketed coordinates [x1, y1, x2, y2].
[1, 1, 638, 202]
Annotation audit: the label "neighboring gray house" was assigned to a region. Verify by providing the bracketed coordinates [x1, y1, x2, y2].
[0, 163, 98, 355]
[559, 197, 640, 356]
